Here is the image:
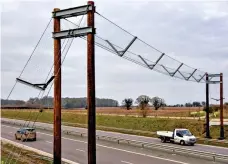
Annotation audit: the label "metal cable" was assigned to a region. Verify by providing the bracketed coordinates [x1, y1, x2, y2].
[66, 19, 205, 82]
[6, 17, 52, 100]
[4, 17, 53, 135]
[10, 37, 68, 132]
[80, 36, 204, 84]
[7, 30, 69, 164]
[95, 11, 207, 73]
[12, 15, 81, 164]
[12, 37, 74, 164]
[4, 18, 53, 164]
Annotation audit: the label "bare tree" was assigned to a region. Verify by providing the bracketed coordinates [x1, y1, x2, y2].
[135, 95, 151, 110]
[122, 98, 133, 110]
[135, 95, 151, 118]
[151, 96, 165, 110]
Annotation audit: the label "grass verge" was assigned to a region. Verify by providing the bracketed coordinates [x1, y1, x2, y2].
[1, 141, 52, 164]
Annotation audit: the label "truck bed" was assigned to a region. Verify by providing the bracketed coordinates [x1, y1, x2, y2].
[156, 131, 173, 138]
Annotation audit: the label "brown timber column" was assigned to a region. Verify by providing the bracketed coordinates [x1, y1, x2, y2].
[53, 8, 62, 164]
[205, 73, 211, 138]
[219, 73, 224, 139]
[87, 1, 96, 164]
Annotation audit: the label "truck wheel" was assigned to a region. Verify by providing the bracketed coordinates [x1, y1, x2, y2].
[180, 140, 185, 145]
[161, 137, 166, 143]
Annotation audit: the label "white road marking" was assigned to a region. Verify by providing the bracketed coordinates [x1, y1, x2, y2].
[97, 144, 189, 164]
[1, 125, 188, 164]
[76, 149, 85, 152]
[45, 141, 52, 144]
[9, 132, 13, 133]
[121, 161, 133, 164]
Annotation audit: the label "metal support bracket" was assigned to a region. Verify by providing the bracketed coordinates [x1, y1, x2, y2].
[53, 27, 95, 39]
[105, 37, 137, 57]
[208, 74, 220, 77]
[16, 76, 55, 91]
[206, 80, 221, 84]
[198, 73, 206, 82]
[177, 71, 188, 80]
[192, 73, 206, 82]
[161, 63, 183, 77]
[161, 65, 173, 76]
[138, 55, 153, 69]
[187, 69, 197, 80]
[52, 5, 93, 18]
[192, 75, 200, 82]
[138, 53, 165, 70]
[170, 63, 183, 77]
[179, 69, 198, 81]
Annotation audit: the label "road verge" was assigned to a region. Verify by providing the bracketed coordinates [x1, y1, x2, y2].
[1, 137, 79, 164]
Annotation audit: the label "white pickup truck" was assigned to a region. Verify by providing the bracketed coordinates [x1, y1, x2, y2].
[156, 128, 196, 146]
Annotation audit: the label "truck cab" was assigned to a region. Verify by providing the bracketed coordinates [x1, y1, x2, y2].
[172, 128, 196, 145]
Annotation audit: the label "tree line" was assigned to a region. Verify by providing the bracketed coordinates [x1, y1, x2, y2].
[1, 97, 119, 109]
[2, 97, 227, 109]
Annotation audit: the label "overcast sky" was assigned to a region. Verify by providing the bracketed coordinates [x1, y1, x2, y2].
[1, 0, 228, 105]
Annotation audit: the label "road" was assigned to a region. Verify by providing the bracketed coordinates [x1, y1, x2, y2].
[2, 118, 227, 155]
[1, 123, 224, 164]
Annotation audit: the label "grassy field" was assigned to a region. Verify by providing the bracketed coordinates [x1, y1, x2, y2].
[1, 109, 228, 139]
[63, 106, 228, 118]
[1, 141, 52, 164]
[69, 107, 202, 117]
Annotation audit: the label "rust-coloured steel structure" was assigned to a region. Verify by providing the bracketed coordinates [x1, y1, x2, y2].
[220, 73, 224, 139]
[53, 8, 62, 164]
[87, 1, 96, 164]
[205, 73, 211, 138]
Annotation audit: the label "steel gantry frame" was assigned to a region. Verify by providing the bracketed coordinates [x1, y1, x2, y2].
[52, 1, 96, 164]
[205, 73, 225, 140]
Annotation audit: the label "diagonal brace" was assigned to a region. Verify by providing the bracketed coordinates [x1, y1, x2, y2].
[170, 63, 183, 77]
[198, 73, 206, 82]
[138, 55, 154, 69]
[161, 63, 183, 77]
[152, 53, 165, 69]
[192, 74, 206, 83]
[161, 65, 173, 75]
[16, 78, 45, 91]
[16, 76, 55, 91]
[177, 70, 188, 80]
[105, 37, 137, 57]
[179, 69, 198, 81]
[186, 69, 197, 80]
[192, 75, 199, 82]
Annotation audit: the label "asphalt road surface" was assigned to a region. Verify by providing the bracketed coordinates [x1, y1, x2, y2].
[1, 123, 226, 164]
[2, 118, 228, 155]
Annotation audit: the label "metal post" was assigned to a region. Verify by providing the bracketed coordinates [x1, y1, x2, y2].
[53, 8, 62, 164]
[219, 73, 224, 139]
[205, 73, 211, 138]
[87, 1, 96, 164]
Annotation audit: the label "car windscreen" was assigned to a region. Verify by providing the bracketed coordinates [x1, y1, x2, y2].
[178, 130, 192, 136]
[26, 129, 35, 132]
